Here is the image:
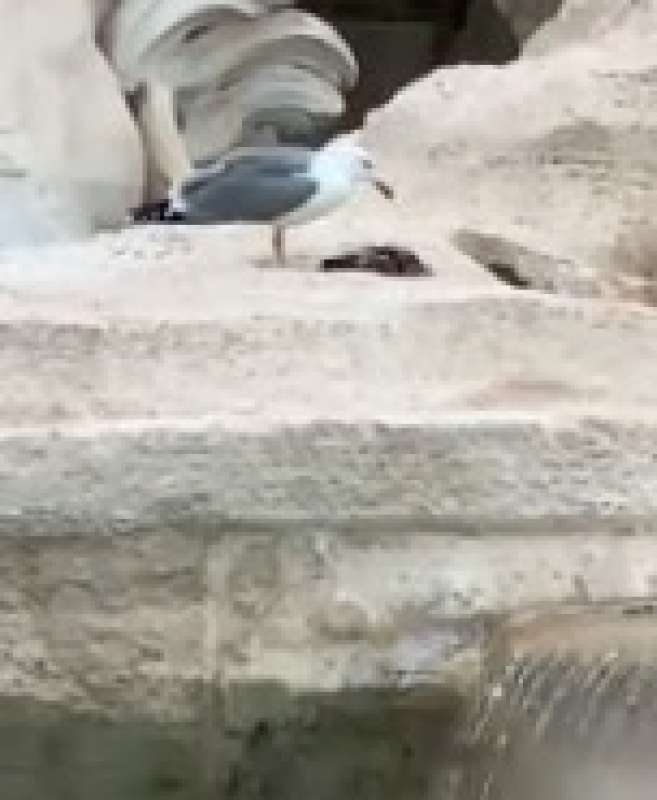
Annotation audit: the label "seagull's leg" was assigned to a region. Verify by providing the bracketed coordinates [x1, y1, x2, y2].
[272, 225, 285, 266]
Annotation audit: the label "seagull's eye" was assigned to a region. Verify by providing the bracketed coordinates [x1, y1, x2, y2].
[362, 158, 373, 169]
[183, 23, 212, 43]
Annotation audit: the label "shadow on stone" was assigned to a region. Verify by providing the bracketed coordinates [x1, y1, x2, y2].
[0, 697, 205, 800]
[0, 681, 463, 800]
[479, 261, 532, 289]
[5, 656, 657, 799]
[451, 227, 603, 298]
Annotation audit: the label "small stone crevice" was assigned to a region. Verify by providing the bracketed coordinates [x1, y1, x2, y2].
[451, 228, 602, 298]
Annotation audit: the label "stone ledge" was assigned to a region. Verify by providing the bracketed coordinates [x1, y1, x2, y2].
[2, 290, 657, 424]
[2, 416, 657, 533]
[2, 529, 657, 720]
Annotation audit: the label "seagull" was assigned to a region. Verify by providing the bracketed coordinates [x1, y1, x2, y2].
[129, 139, 394, 265]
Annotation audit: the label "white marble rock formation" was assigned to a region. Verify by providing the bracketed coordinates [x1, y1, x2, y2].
[103, 0, 357, 197]
[0, 0, 358, 242]
[4, 0, 657, 749]
[0, 0, 144, 245]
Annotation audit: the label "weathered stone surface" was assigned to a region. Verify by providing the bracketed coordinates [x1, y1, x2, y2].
[0, 0, 143, 245]
[491, 602, 657, 663]
[5, 525, 657, 708]
[3, 236, 657, 530]
[3, 9, 657, 797]
[3, 528, 657, 795]
[2, 104, 657, 727]
[363, 0, 657, 303]
[524, 0, 652, 56]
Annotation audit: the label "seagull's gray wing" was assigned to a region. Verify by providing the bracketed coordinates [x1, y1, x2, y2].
[180, 148, 318, 223]
[192, 146, 313, 176]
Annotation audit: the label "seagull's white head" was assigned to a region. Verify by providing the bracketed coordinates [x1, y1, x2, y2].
[316, 140, 395, 199]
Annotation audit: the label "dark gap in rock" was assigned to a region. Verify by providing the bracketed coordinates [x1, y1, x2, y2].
[451, 229, 567, 294]
[483, 261, 532, 289]
[296, 0, 531, 132]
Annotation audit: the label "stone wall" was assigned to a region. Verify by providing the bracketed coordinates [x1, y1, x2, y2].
[2, 1, 657, 796]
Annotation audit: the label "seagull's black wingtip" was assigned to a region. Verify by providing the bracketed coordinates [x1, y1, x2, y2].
[129, 200, 186, 224]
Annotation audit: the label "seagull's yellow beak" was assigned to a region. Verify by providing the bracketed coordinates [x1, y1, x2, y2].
[373, 177, 394, 200]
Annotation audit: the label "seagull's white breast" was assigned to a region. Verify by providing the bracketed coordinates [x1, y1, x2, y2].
[278, 149, 358, 227]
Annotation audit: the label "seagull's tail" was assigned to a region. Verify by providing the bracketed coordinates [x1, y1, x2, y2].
[128, 199, 186, 224]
